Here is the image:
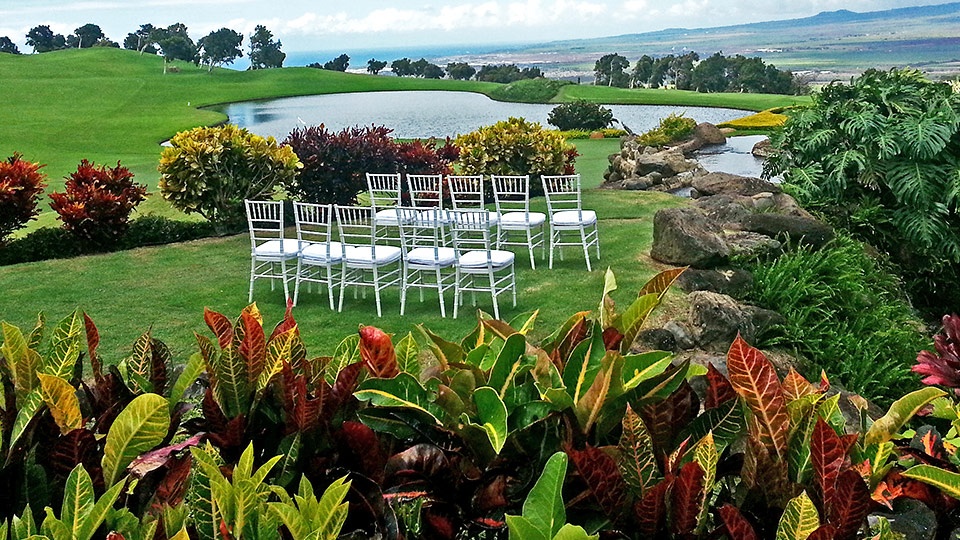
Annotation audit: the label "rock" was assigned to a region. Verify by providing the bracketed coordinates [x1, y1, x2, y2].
[635, 328, 677, 352]
[635, 147, 697, 177]
[870, 499, 937, 540]
[650, 207, 730, 268]
[691, 172, 782, 197]
[772, 193, 815, 219]
[620, 178, 649, 190]
[740, 213, 835, 250]
[675, 138, 703, 154]
[724, 231, 783, 259]
[687, 291, 786, 352]
[664, 321, 697, 350]
[752, 192, 776, 211]
[647, 171, 664, 184]
[752, 138, 773, 158]
[589, 131, 605, 139]
[692, 122, 727, 146]
[675, 268, 754, 299]
[693, 194, 755, 225]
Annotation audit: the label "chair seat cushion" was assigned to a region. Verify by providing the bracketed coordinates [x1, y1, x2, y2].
[344, 244, 402, 265]
[406, 247, 457, 266]
[499, 211, 546, 227]
[300, 241, 344, 263]
[459, 249, 515, 268]
[551, 210, 597, 226]
[254, 239, 300, 258]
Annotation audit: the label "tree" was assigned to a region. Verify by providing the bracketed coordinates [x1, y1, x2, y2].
[154, 23, 197, 73]
[422, 63, 445, 79]
[690, 52, 729, 92]
[672, 52, 699, 90]
[594, 53, 630, 87]
[197, 28, 243, 72]
[0, 37, 20, 55]
[446, 62, 475, 80]
[323, 53, 349, 71]
[631, 55, 654, 87]
[25, 25, 66, 53]
[366, 58, 387, 74]
[248, 25, 284, 69]
[67, 23, 104, 48]
[547, 100, 614, 131]
[391, 57, 413, 76]
[123, 24, 157, 55]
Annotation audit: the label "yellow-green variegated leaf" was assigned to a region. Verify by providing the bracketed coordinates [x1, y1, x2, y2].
[37, 374, 82, 434]
[212, 345, 252, 418]
[618, 404, 659, 493]
[903, 465, 960, 500]
[599, 268, 618, 329]
[101, 393, 170, 486]
[10, 388, 45, 449]
[395, 332, 420, 376]
[354, 373, 444, 424]
[261, 328, 297, 393]
[693, 432, 719, 533]
[315, 475, 351, 539]
[326, 334, 360, 385]
[123, 331, 154, 394]
[574, 351, 619, 435]
[513, 310, 539, 336]
[865, 387, 946, 445]
[169, 352, 205, 413]
[488, 333, 530, 399]
[46, 309, 84, 380]
[61, 463, 95, 536]
[618, 294, 660, 355]
[776, 491, 819, 540]
[2, 322, 42, 402]
[471, 387, 509, 454]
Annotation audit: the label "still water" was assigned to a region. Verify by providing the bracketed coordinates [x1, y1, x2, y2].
[215, 90, 750, 140]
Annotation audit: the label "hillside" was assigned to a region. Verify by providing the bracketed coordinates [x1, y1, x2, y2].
[435, 2, 960, 82]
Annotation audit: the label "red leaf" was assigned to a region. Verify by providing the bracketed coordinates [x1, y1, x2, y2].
[331, 362, 363, 410]
[83, 312, 102, 380]
[726, 334, 789, 458]
[830, 469, 871, 540]
[807, 524, 837, 540]
[238, 310, 266, 383]
[359, 325, 399, 378]
[339, 421, 386, 482]
[718, 504, 758, 540]
[49, 428, 99, 478]
[670, 461, 705, 538]
[812, 417, 845, 515]
[129, 433, 204, 478]
[641, 381, 699, 459]
[106, 533, 125, 540]
[151, 453, 193, 510]
[280, 361, 324, 433]
[602, 327, 624, 351]
[550, 314, 589, 366]
[203, 307, 234, 349]
[634, 477, 671, 537]
[567, 445, 629, 519]
[149, 338, 170, 396]
[268, 299, 297, 342]
[705, 363, 736, 409]
[781, 368, 816, 402]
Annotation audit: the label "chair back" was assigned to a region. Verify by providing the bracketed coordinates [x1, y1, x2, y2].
[449, 210, 495, 263]
[397, 207, 447, 257]
[541, 174, 583, 214]
[366, 173, 402, 209]
[334, 205, 377, 256]
[245, 199, 287, 252]
[407, 174, 444, 209]
[294, 201, 335, 249]
[491, 175, 532, 216]
[447, 175, 487, 210]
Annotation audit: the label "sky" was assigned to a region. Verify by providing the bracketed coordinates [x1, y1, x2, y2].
[1, 0, 955, 54]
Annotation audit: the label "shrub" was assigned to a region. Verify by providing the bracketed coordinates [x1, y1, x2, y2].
[454, 117, 577, 196]
[158, 124, 301, 233]
[0, 152, 47, 243]
[49, 160, 147, 245]
[547, 100, 615, 131]
[635, 112, 696, 147]
[744, 234, 929, 405]
[716, 109, 787, 130]
[488, 78, 569, 103]
[284, 124, 457, 205]
[766, 68, 960, 317]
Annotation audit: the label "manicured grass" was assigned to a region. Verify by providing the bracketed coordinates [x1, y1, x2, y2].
[556, 85, 810, 111]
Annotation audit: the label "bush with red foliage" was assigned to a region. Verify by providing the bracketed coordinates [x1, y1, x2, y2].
[283, 124, 458, 205]
[49, 160, 148, 245]
[0, 153, 47, 243]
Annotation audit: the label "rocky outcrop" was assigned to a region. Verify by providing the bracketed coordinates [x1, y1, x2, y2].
[687, 291, 786, 352]
[691, 172, 781, 197]
[650, 207, 730, 267]
[675, 267, 754, 299]
[740, 213, 835, 250]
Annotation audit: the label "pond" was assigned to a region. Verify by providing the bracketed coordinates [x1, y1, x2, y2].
[215, 90, 751, 140]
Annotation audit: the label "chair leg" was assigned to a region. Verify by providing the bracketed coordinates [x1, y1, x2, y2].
[548, 226, 556, 269]
[326, 266, 336, 310]
[293, 259, 302, 306]
[338, 266, 347, 312]
[595, 224, 601, 259]
[526, 228, 536, 270]
[489, 269, 500, 320]
[248, 257, 256, 302]
[511, 266, 517, 307]
[436, 268, 446, 318]
[372, 266, 383, 318]
[400, 264, 409, 316]
[580, 227, 592, 272]
[453, 269, 462, 319]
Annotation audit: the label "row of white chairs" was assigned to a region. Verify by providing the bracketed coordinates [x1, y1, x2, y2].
[366, 173, 600, 271]
[245, 200, 516, 319]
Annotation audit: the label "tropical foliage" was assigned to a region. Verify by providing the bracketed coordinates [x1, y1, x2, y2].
[0, 153, 46, 243]
[455, 117, 577, 196]
[158, 124, 301, 232]
[49, 160, 147, 245]
[547, 100, 615, 131]
[635, 113, 697, 147]
[283, 124, 458, 205]
[766, 68, 960, 316]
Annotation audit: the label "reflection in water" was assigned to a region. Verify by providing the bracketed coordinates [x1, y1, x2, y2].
[696, 135, 773, 180]
[214, 90, 750, 141]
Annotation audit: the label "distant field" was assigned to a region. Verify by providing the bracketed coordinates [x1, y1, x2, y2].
[0, 48, 798, 228]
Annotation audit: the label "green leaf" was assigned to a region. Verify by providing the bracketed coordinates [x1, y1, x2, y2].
[618, 293, 660, 354]
[618, 403, 659, 493]
[903, 465, 960, 500]
[507, 516, 549, 540]
[169, 352, 205, 413]
[562, 321, 605, 405]
[507, 452, 568, 539]
[37, 374, 82, 434]
[553, 523, 599, 540]
[573, 351, 619, 434]
[418, 324, 464, 370]
[13, 505, 37, 539]
[489, 333, 531, 399]
[470, 387, 509, 454]
[10, 388, 45, 450]
[76, 476, 124, 540]
[315, 475, 351, 540]
[189, 444, 222, 540]
[101, 393, 170, 486]
[46, 309, 83, 380]
[865, 387, 946, 445]
[622, 351, 672, 390]
[679, 399, 745, 454]
[354, 373, 444, 424]
[124, 330, 154, 394]
[776, 491, 819, 540]
[395, 332, 420, 376]
[599, 268, 618, 329]
[2, 321, 41, 402]
[326, 334, 360, 385]
[212, 345, 252, 418]
[61, 465, 94, 538]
